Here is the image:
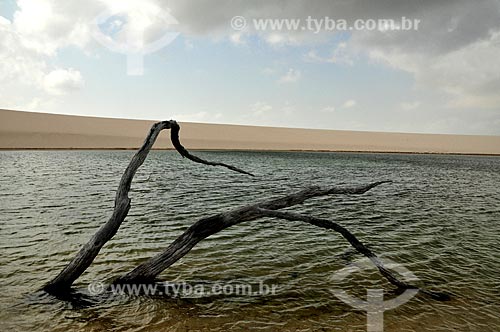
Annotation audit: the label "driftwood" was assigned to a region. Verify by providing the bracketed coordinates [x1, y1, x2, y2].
[43, 120, 449, 301]
[43, 120, 251, 293]
[115, 181, 389, 283]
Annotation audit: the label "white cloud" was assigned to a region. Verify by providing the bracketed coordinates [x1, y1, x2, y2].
[2, 0, 500, 134]
[1, 0, 176, 108]
[304, 50, 323, 63]
[321, 106, 336, 113]
[171, 111, 208, 122]
[266, 34, 285, 45]
[12, 0, 92, 56]
[0, 16, 45, 86]
[400, 101, 420, 111]
[329, 42, 353, 65]
[251, 101, 272, 115]
[263, 33, 304, 46]
[282, 101, 295, 115]
[0, 1, 95, 108]
[171, 111, 226, 122]
[43, 69, 84, 95]
[304, 42, 353, 65]
[278, 68, 301, 84]
[0, 16, 11, 25]
[342, 99, 357, 108]
[229, 33, 246, 45]
[363, 31, 500, 109]
[184, 39, 194, 50]
[23, 97, 43, 110]
[162, 0, 500, 115]
[321, 101, 355, 113]
[348, 1, 500, 111]
[261, 67, 275, 75]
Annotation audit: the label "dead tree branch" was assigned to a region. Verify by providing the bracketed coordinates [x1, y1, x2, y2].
[43, 120, 252, 294]
[43, 120, 448, 302]
[170, 122, 254, 176]
[114, 180, 448, 300]
[115, 181, 391, 283]
[253, 208, 450, 301]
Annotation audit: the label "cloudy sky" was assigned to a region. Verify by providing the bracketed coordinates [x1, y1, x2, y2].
[1, 0, 500, 135]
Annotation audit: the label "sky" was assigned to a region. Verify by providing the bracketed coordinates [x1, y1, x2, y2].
[1, 0, 499, 135]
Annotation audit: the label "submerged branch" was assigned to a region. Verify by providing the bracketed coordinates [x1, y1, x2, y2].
[43, 120, 252, 294]
[43, 120, 448, 303]
[253, 208, 450, 301]
[115, 181, 391, 283]
[115, 180, 448, 301]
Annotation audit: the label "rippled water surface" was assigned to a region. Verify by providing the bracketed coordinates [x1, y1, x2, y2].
[1, 151, 499, 331]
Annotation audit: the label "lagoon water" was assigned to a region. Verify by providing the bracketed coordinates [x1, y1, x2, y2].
[0, 151, 499, 331]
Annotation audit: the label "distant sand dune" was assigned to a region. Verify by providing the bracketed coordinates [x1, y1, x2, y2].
[1, 109, 499, 154]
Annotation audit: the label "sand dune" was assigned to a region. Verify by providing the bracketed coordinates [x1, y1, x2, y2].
[1, 109, 499, 154]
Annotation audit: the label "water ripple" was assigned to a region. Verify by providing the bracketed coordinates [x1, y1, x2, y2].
[1, 151, 499, 331]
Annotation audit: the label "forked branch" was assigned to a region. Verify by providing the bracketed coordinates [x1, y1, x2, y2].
[116, 181, 389, 283]
[114, 180, 448, 300]
[43, 120, 448, 302]
[43, 120, 252, 293]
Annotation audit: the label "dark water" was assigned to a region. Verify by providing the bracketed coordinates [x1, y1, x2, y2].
[0, 150, 499, 331]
